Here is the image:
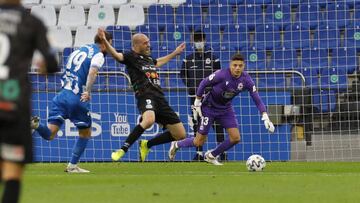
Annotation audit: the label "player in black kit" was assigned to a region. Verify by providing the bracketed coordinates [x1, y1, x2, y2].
[97, 28, 186, 162]
[0, 0, 58, 202]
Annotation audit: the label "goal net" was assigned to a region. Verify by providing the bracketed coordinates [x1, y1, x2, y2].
[30, 0, 360, 162]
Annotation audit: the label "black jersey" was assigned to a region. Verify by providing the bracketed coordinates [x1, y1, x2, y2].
[120, 50, 163, 95]
[0, 4, 58, 121]
[180, 48, 221, 96]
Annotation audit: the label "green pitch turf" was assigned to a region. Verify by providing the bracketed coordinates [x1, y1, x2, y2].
[21, 162, 360, 203]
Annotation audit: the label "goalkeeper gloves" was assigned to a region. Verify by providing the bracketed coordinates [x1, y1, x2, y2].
[191, 98, 203, 122]
[262, 113, 275, 133]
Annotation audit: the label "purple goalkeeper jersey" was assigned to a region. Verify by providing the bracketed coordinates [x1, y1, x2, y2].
[196, 68, 266, 113]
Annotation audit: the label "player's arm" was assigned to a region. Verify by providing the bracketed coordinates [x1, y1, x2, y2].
[34, 17, 58, 74]
[97, 28, 124, 62]
[155, 42, 185, 68]
[192, 70, 222, 119]
[247, 79, 275, 133]
[213, 54, 221, 70]
[81, 53, 104, 102]
[180, 58, 187, 87]
[196, 70, 222, 98]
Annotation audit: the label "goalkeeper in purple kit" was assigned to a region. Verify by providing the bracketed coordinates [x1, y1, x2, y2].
[168, 53, 275, 165]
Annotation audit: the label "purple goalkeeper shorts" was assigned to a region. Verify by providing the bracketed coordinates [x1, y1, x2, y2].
[197, 105, 238, 135]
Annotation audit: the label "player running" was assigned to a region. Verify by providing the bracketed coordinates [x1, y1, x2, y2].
[97, 28, 186, 162]
[168, 53, 275, 165]
[0, 0, 58, 201]
[31, 32, 113, 173]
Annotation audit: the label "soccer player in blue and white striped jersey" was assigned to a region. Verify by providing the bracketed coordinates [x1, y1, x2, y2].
[31, 32, 113, 173]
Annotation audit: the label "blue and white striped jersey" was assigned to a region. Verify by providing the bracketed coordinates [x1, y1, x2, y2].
[61, 44, 104, 94]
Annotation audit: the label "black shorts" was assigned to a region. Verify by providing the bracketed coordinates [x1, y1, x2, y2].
[136, 92, 181, 126]
[0, 118, 33, 164]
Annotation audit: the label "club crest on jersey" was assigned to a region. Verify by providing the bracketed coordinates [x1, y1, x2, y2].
[205, 58, 211, 64]
[237, 83, 244, 90]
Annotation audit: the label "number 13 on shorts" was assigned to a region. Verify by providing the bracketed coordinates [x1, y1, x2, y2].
[199, 116, 209, 131]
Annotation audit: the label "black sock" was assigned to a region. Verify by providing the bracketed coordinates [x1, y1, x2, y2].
[147, 131, 175, 148]
[196, 146, 203, 152]
[2, 180, 20, 203]
[121, 125, 145, 152]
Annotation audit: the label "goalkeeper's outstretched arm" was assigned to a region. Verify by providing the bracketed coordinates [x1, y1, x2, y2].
[97, 28, 124, 62]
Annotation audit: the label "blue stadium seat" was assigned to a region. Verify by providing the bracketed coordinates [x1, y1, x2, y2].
[236, 4, 263, 29]
[344, 25, 360, 51]
[175, 4, 203, 30]
[243, 0, 272, 4]
[312, 89, 336, 113]
[163, 24, 191, 44]
[242, 49, 266, 70]
[166, 74, 186, 88]
[253, 24, 281, 50]
[257, 73, 286, 88]
[221, 0, 244, 5]
[273, 0, 302, 5]
[354, 4, 360, 26]
[320, 67, 348, 91]
[313, 25, 340, 49]
[108, 75, 129, 90]
[222, 24, 249, 51]
[301, 48, 328, 70]
[344, 0, 360, 8]
[93, 75, 108, 91]
[193, 24, 221, 48]
[186, 0, 216, 5]
[147, 4, 174, 29]
[135, 25, 160, 42]
[301, 0, 328, 8]
[103, 55, 124, 72]
[325, 3, 351, 28]
[214, 46, 236, 68]
[268, 49, 298, 70]
[106, 26, 131, 51]
[205, 5, 234, 27]
[295, 3, 321, 29]
[265, 4, 291, 28]
[293, 67, 319, 88]
[331, 47, 358, 74]
[283, 24, 311, 49]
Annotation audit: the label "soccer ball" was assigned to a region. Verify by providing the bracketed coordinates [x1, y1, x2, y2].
[246, 154, 266, 172]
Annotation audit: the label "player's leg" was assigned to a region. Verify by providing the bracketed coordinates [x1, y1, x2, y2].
[65, 127, 91, 173]
[190, 96, 203, 161]
[139, 97, 185, 161]
[168, 110, 214, 161]
[65, 98, 92, 173]
[213, 121, 227, 161]
[0, 119, 32, 203]
[32, 94, 65, 140]
[111, 110, 154, 161]
[205, 109, 240, 165]
[1, 161, 23, 203]
[168, 132, 208, 161]
[112, 93, 157, 161]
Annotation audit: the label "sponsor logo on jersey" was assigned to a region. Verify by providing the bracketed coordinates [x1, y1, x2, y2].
[238, 83, 244, 90]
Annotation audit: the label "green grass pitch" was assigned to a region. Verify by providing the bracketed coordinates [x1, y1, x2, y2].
[21, 162, 360, 203]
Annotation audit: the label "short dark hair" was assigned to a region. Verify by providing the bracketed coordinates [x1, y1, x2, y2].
[94, 30, 113, 44]
[231, 53, 245, 62]
[193, 31, 206, 42]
